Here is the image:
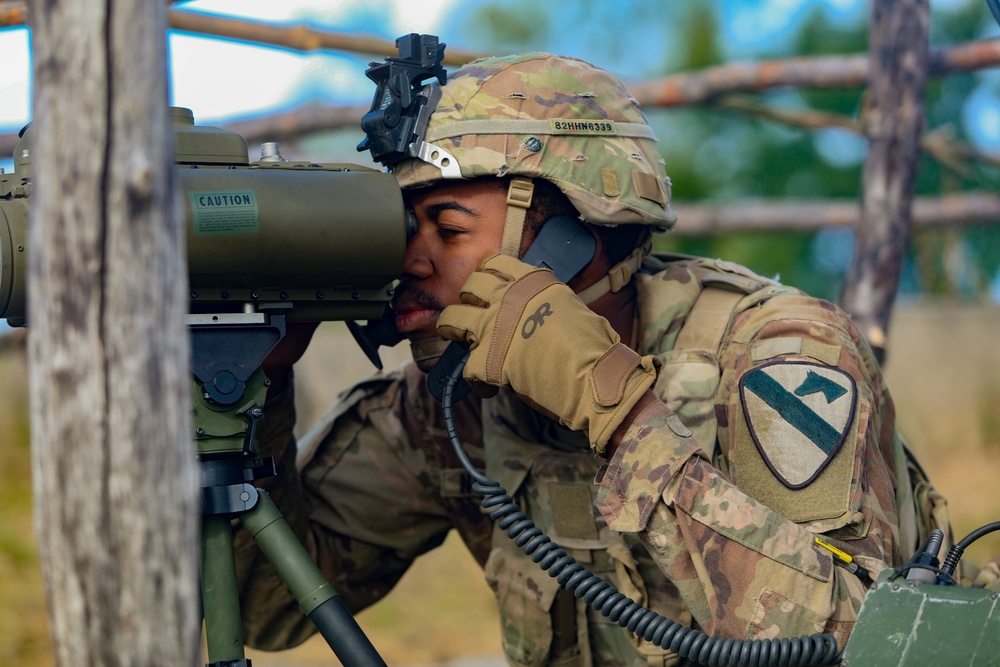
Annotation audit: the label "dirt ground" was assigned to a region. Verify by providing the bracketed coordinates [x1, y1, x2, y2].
[2, 300, 999, 666]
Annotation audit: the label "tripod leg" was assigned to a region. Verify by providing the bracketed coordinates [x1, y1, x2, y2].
[240, 490, 388, 667]
[201, 515, 247, 665]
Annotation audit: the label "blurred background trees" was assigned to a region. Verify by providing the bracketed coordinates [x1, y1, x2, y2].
[143, 0, 1000, 305]
[447, 0, 1000, 303]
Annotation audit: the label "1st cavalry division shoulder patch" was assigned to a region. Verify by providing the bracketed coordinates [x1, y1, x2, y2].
[738, 361, 857, 490]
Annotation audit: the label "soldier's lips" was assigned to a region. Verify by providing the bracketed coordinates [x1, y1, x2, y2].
[394, 308, 440, 335]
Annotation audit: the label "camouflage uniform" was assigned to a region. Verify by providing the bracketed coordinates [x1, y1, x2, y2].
[237, 254, 924, 666]
[235, 52, 945, 665]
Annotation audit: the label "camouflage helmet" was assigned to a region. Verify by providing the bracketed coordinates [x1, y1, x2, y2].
[392, 53, 676, 233]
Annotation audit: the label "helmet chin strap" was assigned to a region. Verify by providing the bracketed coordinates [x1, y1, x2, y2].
[575, 235, 652, 305]
[502, 178, 534, 257]
[503, 176, 652, 305]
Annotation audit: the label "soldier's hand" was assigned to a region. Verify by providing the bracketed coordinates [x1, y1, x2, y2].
[437, 254, 657, 452]
[974, 553, 1000, 592]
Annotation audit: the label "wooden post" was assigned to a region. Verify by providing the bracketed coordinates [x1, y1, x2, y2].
[841, 0, 930, 363]
[27, 1, 200, 665]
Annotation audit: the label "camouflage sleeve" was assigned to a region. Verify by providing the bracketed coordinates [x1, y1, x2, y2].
[236, 369, 457, 650]
[595, 294, 899, 646]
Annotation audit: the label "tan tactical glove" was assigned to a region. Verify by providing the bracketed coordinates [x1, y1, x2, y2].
[974, 553, 1000, 592]
[437, 254, 657, 453]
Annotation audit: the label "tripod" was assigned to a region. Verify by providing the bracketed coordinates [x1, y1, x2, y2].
[190, 310, 386, 667]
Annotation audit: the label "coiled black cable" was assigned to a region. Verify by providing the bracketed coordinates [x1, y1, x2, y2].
[441, 353, 840, 667]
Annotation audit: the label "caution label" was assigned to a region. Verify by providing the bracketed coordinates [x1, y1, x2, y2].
[190, 190, 259, 235]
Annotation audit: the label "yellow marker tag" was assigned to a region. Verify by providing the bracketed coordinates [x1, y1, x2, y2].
[814, 537, 854, 563]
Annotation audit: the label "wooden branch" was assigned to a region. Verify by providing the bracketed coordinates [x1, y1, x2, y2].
[629, 55, 868, 107]
[2, 3, 486, 63]
[715, 95, 861, 132]
[922, 124, 1000, 171]
[628, 38, 1000, 107]
[166, 10, 485, 64]
[716, 97, 1000, 175]
[670, 192, 1000, 235]
[841, 0, 929, 360]
[0, 0, 25, 25]
[223, 104, 369, 154]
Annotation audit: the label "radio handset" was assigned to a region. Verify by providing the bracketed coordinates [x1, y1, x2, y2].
[428, 215, 596, 402]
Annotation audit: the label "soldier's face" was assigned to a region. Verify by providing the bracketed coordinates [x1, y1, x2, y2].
[393, 180, 507, 344]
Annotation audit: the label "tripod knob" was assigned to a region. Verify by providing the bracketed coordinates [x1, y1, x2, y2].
[206, 370, 245, 405]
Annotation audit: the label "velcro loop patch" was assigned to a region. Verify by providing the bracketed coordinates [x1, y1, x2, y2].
[549, 483, 599, 539]
[749, 338, 843, 366]
[800, 340, 843, 366]
[632, 171, 667, 206]
[751, 337, 803, 362]
[601, 168, 621, 197]
[591, 343, 642, 406]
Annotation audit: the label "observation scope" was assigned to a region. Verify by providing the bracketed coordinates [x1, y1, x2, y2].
[0, 107, 413, 327]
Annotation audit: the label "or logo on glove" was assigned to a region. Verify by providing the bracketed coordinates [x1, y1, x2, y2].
[521, 303, 553, 339]
[437, 254, 658, 452]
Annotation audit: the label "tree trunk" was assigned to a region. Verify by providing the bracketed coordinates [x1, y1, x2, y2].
[27, 1, 200, 665]
[841, 0, 929, 363]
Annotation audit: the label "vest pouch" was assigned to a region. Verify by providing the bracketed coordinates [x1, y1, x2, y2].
[484, 537, 570, 667]
[487, 446, 651, 667]
[652, 348, 722, 458]
[591, 538, 688, 667]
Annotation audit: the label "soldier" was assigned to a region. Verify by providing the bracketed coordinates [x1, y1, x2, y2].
[238, 52, 954, 666]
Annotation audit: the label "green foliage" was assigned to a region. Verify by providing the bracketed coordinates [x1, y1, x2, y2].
[794, 6, 869, 56]
[463, 5, 549, 51]
[681, 5, 723, 70]
[931, 1, 994, 44]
